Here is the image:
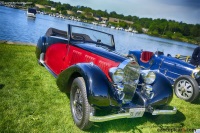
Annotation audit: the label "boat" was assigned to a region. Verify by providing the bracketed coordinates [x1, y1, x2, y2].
[27, 8, 36, 18]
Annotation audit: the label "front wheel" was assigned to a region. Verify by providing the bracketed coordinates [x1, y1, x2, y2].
[70, 77, 94, 130]
[174, 75, 199, 102]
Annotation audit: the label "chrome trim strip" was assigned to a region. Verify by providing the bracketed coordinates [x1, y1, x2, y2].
[41, 62, 58, 78]
[159, 68, 181, 77]
[39, 53, 57, 78]
[118, 59, 131, 69]
[49, 36, 68, 40]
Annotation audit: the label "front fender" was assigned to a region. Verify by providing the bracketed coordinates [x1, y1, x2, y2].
[147, 71, 173, 106]
[56, 63, 118, 107]
[128, 50, 141, 61]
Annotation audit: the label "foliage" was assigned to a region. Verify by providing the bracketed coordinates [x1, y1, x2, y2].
[2, 0, 200, 44]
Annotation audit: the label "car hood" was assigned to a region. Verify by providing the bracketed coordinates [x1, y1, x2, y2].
[73, 43, 127, 63]
[160, 55, 195, 70]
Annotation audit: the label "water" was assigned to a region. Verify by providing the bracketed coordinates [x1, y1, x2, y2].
[0, 6, 197, 56]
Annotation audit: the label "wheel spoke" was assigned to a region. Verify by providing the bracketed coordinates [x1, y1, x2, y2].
[184, 80, 187, 86]
[177, 85, 182, 91]
[73, 88, 83, 120]
[180, 81, 184, 87]
[183, 92, 188, 97]
[185, 82, 191, 89]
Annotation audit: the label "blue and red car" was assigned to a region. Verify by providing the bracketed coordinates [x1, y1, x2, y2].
[36, 24, 176, 130]
[128, 50, 200, 103]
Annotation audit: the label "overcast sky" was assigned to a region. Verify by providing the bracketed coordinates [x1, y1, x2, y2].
[53, 0, 200, 24]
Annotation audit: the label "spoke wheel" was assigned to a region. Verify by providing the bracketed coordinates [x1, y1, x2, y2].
[174, 75, 199, 102]
[70, 77, 94, 130]
[73, 88, 83, 120]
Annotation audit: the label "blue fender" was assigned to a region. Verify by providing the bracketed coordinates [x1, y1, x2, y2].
[146, 71, 173, 106]
[35, 36, 46, 60]
[128, 50, 141, 60]
[56, 63, 119, 107]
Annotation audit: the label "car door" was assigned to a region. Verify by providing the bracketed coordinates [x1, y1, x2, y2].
[44, 37, 69, 75]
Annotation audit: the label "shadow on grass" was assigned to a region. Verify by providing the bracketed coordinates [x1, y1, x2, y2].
[89, 110, 185, 132]
[0, 84, 5, 89]
[192, 97, 200, 104]
[146, 110, 185, 124]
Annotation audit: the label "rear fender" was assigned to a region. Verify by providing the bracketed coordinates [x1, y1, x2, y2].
[56, 63, 118, 107]
[35, 36, 46, 60]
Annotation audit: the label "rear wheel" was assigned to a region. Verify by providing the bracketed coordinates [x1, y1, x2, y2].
[174, 75, 199, 102]
[70, 77, 94, 130]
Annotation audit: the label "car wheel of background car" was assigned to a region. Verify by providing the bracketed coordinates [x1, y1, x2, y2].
[70, 77, 94, 130]
[127, 54, 137, 62]
[174, 75, 199, 102]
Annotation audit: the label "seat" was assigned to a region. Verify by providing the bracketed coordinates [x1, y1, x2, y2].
[140, 51, 154, 63]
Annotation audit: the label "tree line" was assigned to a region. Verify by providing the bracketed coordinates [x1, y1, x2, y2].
[3, 0, 200, 44]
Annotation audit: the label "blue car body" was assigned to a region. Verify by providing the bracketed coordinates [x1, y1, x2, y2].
[128, 50, 200, 102]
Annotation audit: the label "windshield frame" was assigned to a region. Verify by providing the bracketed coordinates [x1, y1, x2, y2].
[68, 24, 115, 50]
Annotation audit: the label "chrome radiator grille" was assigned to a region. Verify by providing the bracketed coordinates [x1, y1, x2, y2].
[123, 61, 140, 102]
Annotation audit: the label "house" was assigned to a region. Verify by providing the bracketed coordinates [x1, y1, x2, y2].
[51, 7, 56, 11]
[35, 4, 45, 9]
[67, 10, 75, 15]
[109, 17, 133, 24]
[109, 17, 119, 23]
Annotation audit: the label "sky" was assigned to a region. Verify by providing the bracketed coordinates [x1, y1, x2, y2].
[53, 0, 200, 24]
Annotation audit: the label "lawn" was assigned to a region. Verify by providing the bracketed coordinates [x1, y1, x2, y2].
[0, 43, 200, 133]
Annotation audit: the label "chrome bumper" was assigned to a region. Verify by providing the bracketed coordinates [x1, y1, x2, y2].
[152, 107, 177, 115]
[89, 107, 177, 122]
[89, 112, 134, 122]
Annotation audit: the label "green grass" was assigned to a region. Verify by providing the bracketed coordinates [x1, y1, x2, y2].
[0, 43, 200, 133]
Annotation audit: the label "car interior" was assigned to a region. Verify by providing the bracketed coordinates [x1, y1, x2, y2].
[140, 51, 154, 63]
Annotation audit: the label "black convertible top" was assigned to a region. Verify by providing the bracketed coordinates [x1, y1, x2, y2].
[45, 28, 93, 41]
[45, 28, 68, 38]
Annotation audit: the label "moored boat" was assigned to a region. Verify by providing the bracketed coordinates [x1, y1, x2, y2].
[27, 8, 36, 18]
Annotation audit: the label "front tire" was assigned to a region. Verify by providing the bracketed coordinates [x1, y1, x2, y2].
[174, 75, 199, 102]
[70, 77, 94, 130]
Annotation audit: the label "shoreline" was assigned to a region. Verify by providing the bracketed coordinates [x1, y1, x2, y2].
[0, 40, 36, 46]
[1, 6, 200, 45]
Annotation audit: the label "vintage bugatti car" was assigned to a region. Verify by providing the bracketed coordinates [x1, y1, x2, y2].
[128, 50, 200, 103]
[36, 24, 176, 130]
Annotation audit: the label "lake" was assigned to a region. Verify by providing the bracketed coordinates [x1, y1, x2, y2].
[0, 6, 197, 56]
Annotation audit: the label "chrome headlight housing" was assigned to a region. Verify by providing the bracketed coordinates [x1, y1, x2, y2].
[141, 70, 156, 84]
[109, 59, 140, 103]
[192, 68, 200, 79]
[109, 67, 124, 83]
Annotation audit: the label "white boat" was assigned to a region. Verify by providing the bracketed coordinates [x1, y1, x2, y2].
[110, 26, 115, 29]
[27, 8, 36, 18]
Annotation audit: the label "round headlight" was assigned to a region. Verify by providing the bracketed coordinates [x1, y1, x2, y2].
[192, 68, 200, 79]
[142, 71, 156, 84]
[110, 68, 124, 83]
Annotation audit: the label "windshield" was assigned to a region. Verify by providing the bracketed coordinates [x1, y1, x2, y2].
[69, 25, 115, 48]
